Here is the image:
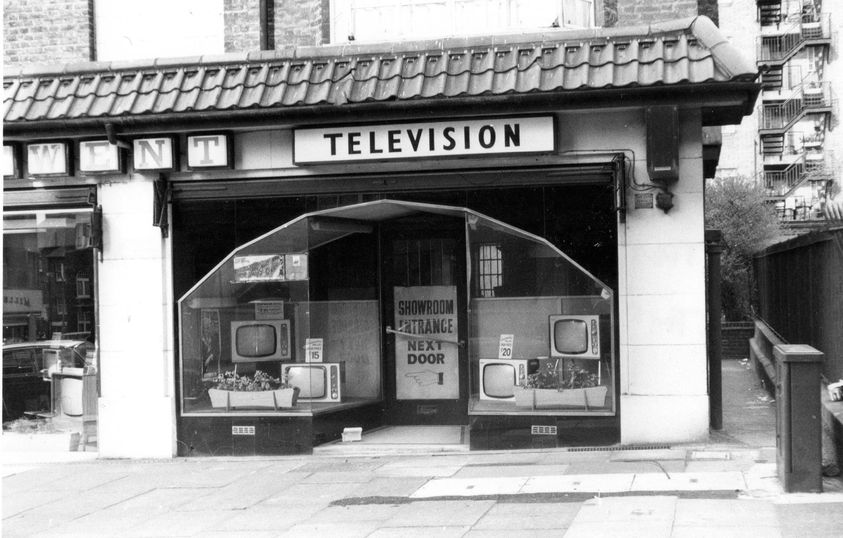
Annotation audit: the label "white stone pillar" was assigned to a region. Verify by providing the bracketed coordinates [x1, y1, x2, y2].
[618, 109, 710, 444]
[97, 178, 176, 458]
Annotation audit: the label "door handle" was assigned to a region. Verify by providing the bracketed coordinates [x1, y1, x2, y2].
[386, 326, 465, 348]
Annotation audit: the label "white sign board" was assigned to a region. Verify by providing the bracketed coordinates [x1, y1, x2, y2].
[3, 145, 17, 177]
[187, 134, 230, 168]
[79, 141, 120, 172]
[498, 334, 514, 359]
[305, 338, 324, 363]
[393, 286, 459, 400]
[27, 143, 69, 175]
[133, 137, 175, 170]
[294, 116, 555, 164]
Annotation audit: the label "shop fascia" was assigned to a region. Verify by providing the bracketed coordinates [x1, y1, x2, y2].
[3, 115, 555, 179]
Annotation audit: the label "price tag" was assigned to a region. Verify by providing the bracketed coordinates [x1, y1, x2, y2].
[498, 334, 514, 359]
[305, 338, 324, 363]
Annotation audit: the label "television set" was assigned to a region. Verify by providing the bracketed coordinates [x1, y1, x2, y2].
[478, 358, 539, 401]
[283, 362, 342, 402]
[230, 320, 291, 362]
[549, 315, 600, 360]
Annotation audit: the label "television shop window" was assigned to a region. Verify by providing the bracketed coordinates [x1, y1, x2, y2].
[2, 210, 97, 344]
[467, 214, 615, 416]
[178, 214, 382, 416]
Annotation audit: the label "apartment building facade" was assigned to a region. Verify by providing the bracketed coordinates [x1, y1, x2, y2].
[717, 0, 840, 221]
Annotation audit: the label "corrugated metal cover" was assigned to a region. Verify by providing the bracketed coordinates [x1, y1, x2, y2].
[4, 16, 756, 124]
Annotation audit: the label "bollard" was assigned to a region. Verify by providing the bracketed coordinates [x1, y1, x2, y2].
[774, 344, 824, 493]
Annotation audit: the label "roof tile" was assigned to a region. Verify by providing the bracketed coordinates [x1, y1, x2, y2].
[4, 16, 758, 124]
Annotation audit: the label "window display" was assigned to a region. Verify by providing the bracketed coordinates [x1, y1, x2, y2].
[179, 216, 382, 416]
[467, 215, 615, 416]
[179, 198, 615, 419]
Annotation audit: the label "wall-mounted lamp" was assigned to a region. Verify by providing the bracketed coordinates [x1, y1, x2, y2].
[655, 190, 674, 213]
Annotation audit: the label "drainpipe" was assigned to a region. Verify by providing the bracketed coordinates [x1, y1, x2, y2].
[706, 229, 724, 430]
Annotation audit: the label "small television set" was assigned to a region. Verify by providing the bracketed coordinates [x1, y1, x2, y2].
[230, 320, 291, 362]
[478, 358, 538, 401]
[283, 363, 342, 402]
[549, 315, 600, 359]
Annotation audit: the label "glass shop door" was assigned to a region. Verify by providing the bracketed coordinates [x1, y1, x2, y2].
[380, 216, 469, 425]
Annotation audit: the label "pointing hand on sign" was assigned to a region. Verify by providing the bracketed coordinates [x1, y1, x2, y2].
[405, 370, 444, 386]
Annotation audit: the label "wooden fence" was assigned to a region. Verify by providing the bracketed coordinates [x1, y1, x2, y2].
[754, 227, 843, 382]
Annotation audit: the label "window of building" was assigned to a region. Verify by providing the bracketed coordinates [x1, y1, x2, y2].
[476, 243, 503, 297]
[77, 310, 92, 334]
[76, 270, 91, 299]
[331, 0, 595, 43]
[95, 0, 224, 61]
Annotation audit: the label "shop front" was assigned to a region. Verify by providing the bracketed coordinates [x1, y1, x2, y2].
[176, 190, 619, 454]
[4, 17, 760, 458]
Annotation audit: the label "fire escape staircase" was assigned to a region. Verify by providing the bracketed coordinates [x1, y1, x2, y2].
[758, 82, 833, 135]
[764, 145, 830, 198]
[757, 14, 831, 67]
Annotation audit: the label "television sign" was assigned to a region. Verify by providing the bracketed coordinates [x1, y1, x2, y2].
[293, 116, 555, 164]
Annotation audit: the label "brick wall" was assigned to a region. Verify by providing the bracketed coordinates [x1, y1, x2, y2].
[616, 0, 698, 26]
[4, 0, 94, 67]
[225, 0, 263, 53]
[722, 321, 755, 360]
[274, 0, 325, 47]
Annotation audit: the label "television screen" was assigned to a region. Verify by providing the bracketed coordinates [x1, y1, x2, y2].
[235, 324, 277, 358]
[482, 363, 516, 399]
[230, 320, 291, 362]
[286, 366, 327, 399]
[553, 319, 589, 355]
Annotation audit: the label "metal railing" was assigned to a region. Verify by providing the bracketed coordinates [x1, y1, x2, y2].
[757, 13, 831, 63]
[760, 82, 832, 131]
[764, 155, 805, 196]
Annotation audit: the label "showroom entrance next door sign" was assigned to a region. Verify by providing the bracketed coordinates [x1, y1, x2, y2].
[293, 116, 555, 164]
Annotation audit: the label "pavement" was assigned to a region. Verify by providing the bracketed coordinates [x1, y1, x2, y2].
[3, 359, 843, 537]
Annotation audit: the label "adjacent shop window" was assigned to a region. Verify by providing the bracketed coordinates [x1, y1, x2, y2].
[2, 210, 97, 344]
[331, 0, 595, 43]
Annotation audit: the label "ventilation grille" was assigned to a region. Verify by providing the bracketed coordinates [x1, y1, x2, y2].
[565, 444, 671, 452]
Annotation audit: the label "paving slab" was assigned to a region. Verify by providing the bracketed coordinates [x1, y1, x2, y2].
[453, 463, 568, 478]
[259, 481, 362, 506]
[565, 460, 684, 475]
[520, 473, 635, 494]
[563, 496, 677, 538]
[473, 501, 580, 530]
[210, 505, 323, 533]
[123, 509, 234, 537]
[369, 525, 471, 538]
[411, 476, 528, 498]
[382, 499, 495, 527]
[306, 503, 405, 523]
[630, 471, 746, 492]
[283, 520, 382, 537]
[776, 501, 843, 537]
[348, 476, 429, 498]
[671, 526, 783, 538]
[673, 498, 779, 527]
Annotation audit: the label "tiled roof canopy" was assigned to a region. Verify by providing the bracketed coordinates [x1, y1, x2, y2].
[4, 16, 757, 128]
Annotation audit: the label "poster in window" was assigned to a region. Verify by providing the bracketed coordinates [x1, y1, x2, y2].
[200, 309, 221, 377]
[394, 286, 459, 400]
[233, 254, 308, 282]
